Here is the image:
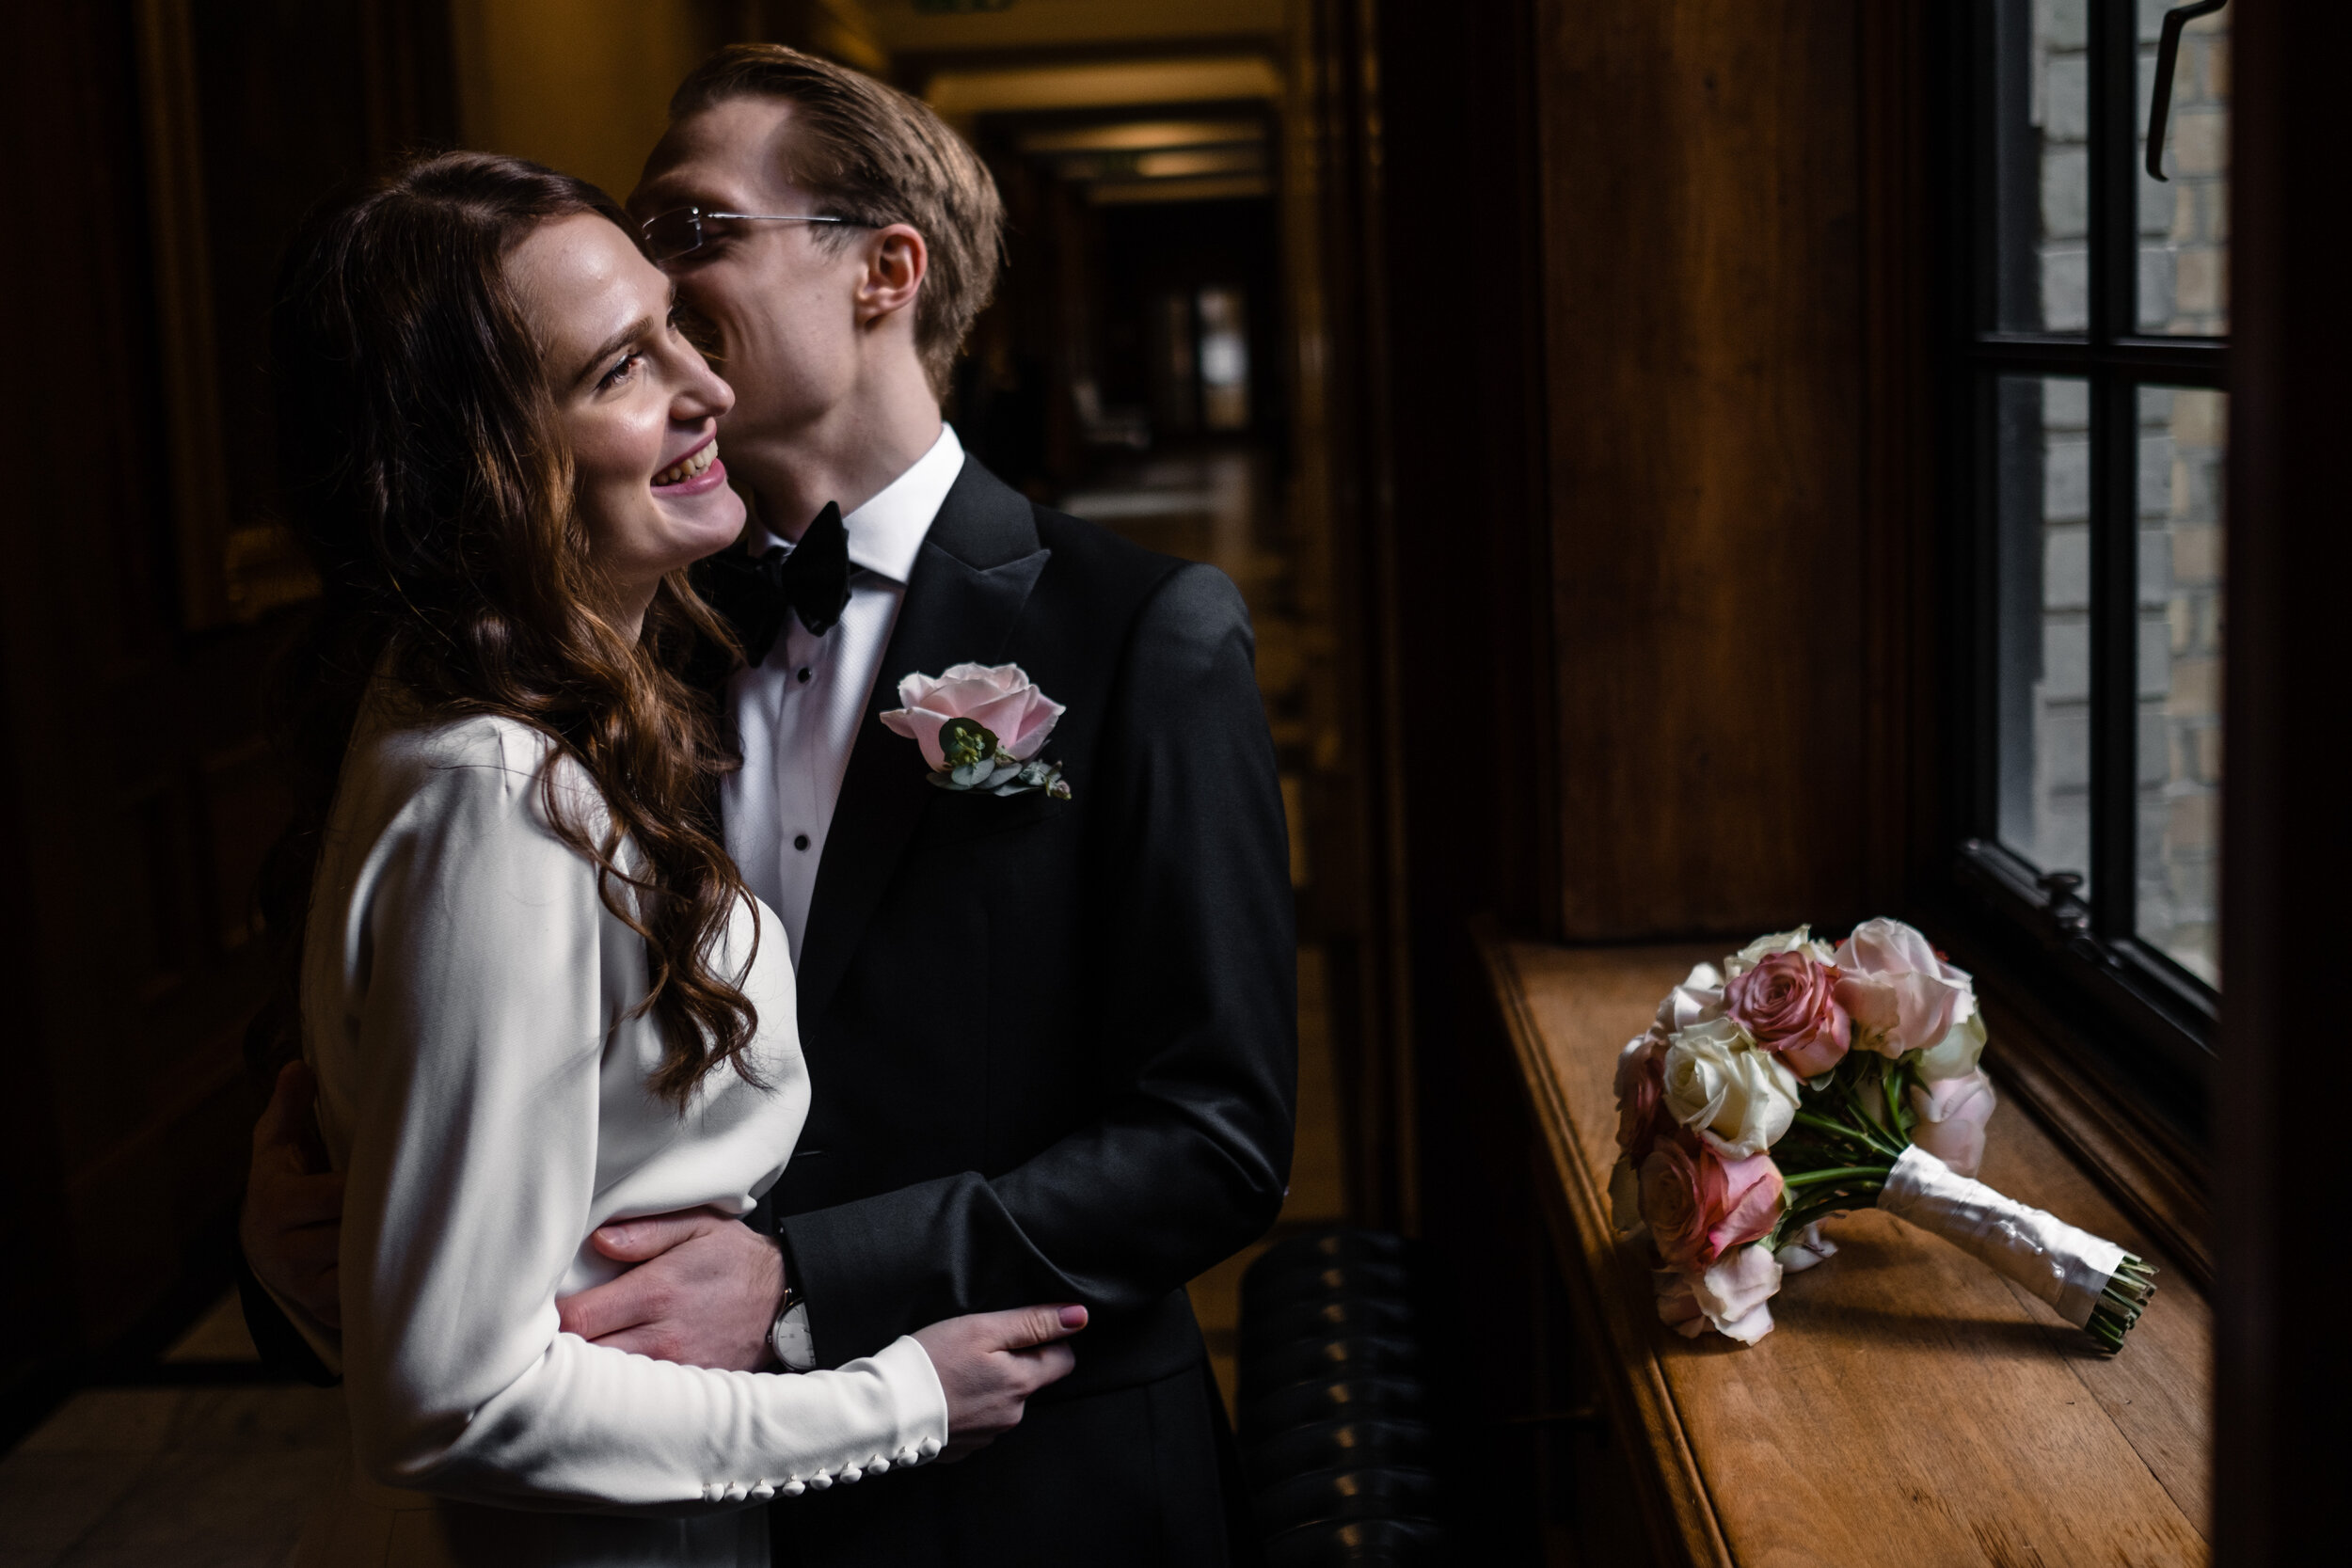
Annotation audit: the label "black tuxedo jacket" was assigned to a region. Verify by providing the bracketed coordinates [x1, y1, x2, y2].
[770, 455, 1295, 1394]
[760, 458, 1294, 1565]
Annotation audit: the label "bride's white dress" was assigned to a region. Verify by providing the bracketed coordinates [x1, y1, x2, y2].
[281, 707, 947, 1567]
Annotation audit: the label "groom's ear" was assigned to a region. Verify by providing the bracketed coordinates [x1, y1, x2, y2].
[852, 223, 928, 330]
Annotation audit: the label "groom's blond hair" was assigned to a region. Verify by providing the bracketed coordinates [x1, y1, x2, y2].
[669, 44, 1004, 395]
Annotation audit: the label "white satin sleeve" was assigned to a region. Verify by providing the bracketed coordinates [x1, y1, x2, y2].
[327, 730, 947, 1510]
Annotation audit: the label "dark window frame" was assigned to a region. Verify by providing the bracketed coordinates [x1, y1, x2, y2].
[1945, 0, 2224, 1094]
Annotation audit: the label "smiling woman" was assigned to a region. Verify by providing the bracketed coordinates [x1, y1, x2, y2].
[503, 209, 746, 632]
[265, 154, 760, 1108]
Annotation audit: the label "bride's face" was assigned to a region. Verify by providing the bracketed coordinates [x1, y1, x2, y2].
[505, 213, 745, 620]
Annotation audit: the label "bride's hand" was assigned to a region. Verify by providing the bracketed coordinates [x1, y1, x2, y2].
[911, 1305, 1088, 1461]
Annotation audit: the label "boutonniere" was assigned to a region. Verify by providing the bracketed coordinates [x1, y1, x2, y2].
[881, 662, 1073, 800]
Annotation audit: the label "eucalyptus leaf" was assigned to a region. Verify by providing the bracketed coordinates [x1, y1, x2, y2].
[939, 717, 1001, 771]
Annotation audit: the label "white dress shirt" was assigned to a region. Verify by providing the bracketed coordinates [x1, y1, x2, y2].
[722, 424, 964, 964]
[292, 707, 949, 1568]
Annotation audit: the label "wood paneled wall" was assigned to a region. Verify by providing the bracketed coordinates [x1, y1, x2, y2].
[2217, 2, 2352, 1560]
[1327, 0, 1935, 1556]
[1354, 0, 1933, 974]
[0, 1, 456, 1429]
[1354, 0, 1934, 1090]
[1535, 1, 1892, 942]
[450, 0, 733, 203]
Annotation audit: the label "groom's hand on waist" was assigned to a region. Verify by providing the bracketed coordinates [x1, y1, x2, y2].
[556, 1208, 786, 1372]
[241, 1060, 346, 1329]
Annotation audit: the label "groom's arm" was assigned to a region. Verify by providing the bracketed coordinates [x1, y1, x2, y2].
[237, 1060, 346, 1386]
[777, 562, 1298, 1359]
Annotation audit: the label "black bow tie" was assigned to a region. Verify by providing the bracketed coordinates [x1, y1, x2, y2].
[702, 501, 850, 667]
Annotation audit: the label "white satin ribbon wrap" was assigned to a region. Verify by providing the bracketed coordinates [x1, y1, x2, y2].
[1880, 1145, 2126, 1327]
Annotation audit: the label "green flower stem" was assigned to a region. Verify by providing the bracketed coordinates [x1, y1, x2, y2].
[2085, 1255, 2158, 1354]
[1882, 1070, 1910, 1141]
[1772, 1182, 1892, 1249]
[1770, 1138, 1859, 1168]
[1791, 1107, 1905, 1161]
[1789, 1108, 1872, 1146]
[1777, 1196, 1861, 1236]
[1782, 1165, 1891, 1189]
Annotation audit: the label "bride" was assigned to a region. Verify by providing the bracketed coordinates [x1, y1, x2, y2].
[262, 150, 1081, 1566]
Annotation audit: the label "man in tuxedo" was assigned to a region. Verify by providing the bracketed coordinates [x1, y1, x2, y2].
[240, 42, 1295, 1566]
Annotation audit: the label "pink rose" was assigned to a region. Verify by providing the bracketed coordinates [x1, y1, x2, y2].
[1724, 952, 1851, 1077]
[1907, 1069, 1997, 1179]
[880, 662, 1066, 769]
[1652, 1269, 1708, 1338]
[1637, 1135, 1784, 1275]
[1613, 1030, 1673, 1164]
[1831, 918, 1974, 1057]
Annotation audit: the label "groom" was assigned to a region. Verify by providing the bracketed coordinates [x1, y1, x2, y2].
[241, 41, 1296, 1567]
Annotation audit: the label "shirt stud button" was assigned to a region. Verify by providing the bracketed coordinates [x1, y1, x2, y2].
[796, 667, 812, 684]
[794, 834, 811, 851]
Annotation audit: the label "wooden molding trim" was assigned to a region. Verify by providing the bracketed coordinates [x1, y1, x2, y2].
[1478, 928, 1733, 1568]
[131, 0, 232, 632]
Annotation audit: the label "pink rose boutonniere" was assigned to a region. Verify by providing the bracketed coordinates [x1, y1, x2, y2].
[880, 662, 1073, 800]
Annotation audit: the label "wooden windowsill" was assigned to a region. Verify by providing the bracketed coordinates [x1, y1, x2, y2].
[1481, 936, 2211, 1568]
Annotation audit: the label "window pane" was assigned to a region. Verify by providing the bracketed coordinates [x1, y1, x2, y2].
[1994, 375, 2094, 885]
[2136, 0, 2230, 334]
[1987, 0, 2088, 331]
[2136, 386, 2225, 985]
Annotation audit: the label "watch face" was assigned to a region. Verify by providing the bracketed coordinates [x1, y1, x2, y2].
[771, 1302, 816, 1371]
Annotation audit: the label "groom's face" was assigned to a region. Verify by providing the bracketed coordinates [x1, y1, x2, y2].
[628, 97, 871, 483]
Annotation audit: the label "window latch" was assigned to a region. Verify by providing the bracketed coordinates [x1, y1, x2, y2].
[2146, 0, 2228, 182]
[2035, 868, 2094, 942]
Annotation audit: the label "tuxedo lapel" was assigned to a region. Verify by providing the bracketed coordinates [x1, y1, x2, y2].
[795, 460, 1050, 1028]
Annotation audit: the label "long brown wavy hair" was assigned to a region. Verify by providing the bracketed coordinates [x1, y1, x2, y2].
[262, 150, 755, 1106]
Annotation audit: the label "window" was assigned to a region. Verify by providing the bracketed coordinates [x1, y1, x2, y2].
[1955, 0, 2227, 1064]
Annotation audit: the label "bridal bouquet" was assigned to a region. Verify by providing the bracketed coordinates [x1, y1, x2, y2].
[1610, 919, 2155, 1353]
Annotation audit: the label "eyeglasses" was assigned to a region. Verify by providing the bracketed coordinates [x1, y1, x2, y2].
[638, 206, 854, 262]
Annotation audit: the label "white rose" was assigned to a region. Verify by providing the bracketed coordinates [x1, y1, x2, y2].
[1723, 927, 1836, 979]
[1654, 963, 1726, 1035]
[1661, 1018, 1801, 1157]
[1692, 1243, 1783, 1343]
[1915, 1005, 1988, 1082]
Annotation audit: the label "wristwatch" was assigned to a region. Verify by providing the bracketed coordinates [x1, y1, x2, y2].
[769, 1287, 816, 1372]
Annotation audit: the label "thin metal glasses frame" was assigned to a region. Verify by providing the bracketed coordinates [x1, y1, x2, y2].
[638, 207, 854, 261]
